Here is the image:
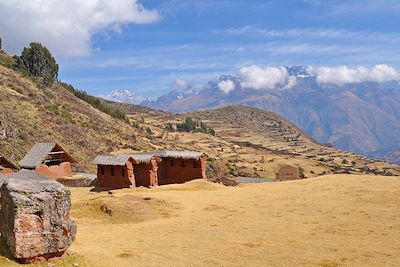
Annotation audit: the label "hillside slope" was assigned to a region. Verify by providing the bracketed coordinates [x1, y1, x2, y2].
[122, 104, 400, 178]
[1, 51, 398, 177]
[142, 68, 400, 162]
[0, 52, 153, 171]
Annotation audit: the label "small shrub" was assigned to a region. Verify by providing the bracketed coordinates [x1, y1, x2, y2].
[165, 122, 174, 132]
[145, 127, 153, 135]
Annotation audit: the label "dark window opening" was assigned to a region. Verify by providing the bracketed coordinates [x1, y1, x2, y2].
[100, 167, 104, 175]
[181, 160, 186, 167]
[45, 159, 63, 166]
[193, 161, 198, 168]
[171, 159, 174, 167]
[111, 167, 115, 176]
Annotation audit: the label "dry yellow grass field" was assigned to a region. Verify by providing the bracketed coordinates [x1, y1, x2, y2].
[2, 174, 398, 266]
[2, 175, 400, 267]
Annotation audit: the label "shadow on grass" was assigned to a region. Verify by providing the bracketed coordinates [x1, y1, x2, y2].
[89, 187, 113, 193]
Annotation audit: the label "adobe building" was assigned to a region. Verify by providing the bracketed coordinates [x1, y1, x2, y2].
[275, 164, 300, 181]
[92, 155, 136, 189]
[0, 154, 19, 174]
[19, 143, 77, 179]
[152, 151, 207, 185]
[93, 150, 207, 189]
[130, 154, 161, 187]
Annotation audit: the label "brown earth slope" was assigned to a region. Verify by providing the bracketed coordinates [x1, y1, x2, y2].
[117, 103, 400, 178]
[0, 50, 398, 177]
[0, 51, 154, 171]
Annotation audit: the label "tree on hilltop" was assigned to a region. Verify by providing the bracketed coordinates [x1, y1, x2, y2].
[14, 42, 59, 83]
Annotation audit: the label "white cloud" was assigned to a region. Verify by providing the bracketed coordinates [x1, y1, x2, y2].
[0, 0, 160, 57]
[173, 79, 190, 91]
[284, 76, 297, 89]
[308, 64, 399, 85]
[218, 79, 235, 93]
[238, 65, 295, 89]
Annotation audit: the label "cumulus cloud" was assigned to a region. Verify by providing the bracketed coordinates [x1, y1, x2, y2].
[238, 65, 296, 89]
[218, 80, 235, 93]
[173, 79, 190, 91]
[0, 0, 160, 57]
[308, 64, 399, 85]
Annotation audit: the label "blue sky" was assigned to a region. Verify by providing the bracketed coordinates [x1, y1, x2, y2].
[1, 0, 399, 98]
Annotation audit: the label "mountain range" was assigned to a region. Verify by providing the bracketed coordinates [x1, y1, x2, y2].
[137, 66, 400, 163]
[1, 49, 398, 176]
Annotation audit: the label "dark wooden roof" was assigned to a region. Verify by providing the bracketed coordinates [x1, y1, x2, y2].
[0, 153, 19, 170]
[19, 143, 76, 169]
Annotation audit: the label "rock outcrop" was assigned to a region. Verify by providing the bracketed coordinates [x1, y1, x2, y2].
[0, 170, 76, 263]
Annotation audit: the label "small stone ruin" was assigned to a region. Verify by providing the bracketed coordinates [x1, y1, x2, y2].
[0, 170, 76, 263]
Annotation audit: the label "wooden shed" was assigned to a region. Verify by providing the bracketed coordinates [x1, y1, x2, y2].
[19, 143, 76, 179]
[0, 154, 19, 174]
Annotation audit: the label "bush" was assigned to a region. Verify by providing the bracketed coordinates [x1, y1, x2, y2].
[176, 117, 215, 135]
[0, 37, 2, 50]
[164, 122, 174, 132]
[145, 127, 153, 135]
[14, 42, 59, 82]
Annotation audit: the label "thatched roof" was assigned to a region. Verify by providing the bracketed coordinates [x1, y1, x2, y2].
[19, 143, 76, 169]
[93, 154, 158, 165]
[0, 154, 19, 170]
[92, 150, 205, 166]
[92, 155, 133, 166]
[150, 150, 205, 160]
[130, 154, 158, 164]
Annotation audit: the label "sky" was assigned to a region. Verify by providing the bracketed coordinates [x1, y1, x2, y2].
[0, 0, 399, 99]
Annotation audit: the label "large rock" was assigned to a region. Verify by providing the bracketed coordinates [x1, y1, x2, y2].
[0, 170, 76, 263]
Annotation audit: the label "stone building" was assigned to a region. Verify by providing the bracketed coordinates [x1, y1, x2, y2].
[19, 143, 76, 179]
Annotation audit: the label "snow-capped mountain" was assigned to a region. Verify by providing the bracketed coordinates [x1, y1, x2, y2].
[101, 89, 143, 104]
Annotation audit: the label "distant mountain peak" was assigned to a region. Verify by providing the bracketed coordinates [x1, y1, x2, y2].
[102, 89, 143, 104]
[285, 66, 313, 77]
